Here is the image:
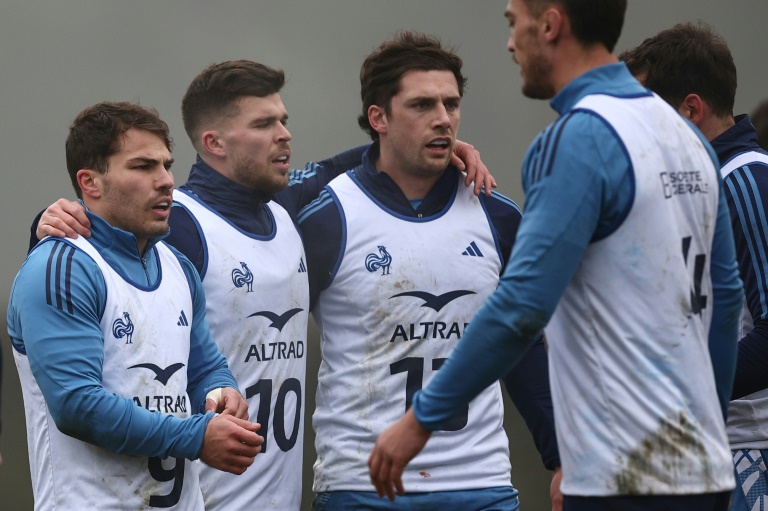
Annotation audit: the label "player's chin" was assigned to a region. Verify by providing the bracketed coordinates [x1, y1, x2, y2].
[145, 222, 170, 239]
[265, 174, 290, 194]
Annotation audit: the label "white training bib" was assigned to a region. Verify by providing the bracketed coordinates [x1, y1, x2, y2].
[174, 189, 308, 511]
[545, 93, 734, 496]
[312, 172, 511, 492]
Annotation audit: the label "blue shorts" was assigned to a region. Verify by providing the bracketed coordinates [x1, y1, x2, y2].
[731, 449, 768, 511]
[563, 492, 730, 511]
[312, 487, 519, 511]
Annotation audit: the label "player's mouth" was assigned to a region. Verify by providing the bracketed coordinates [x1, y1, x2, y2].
[151, 198, 172, 218]
[272, 151, 291, 171]
[426, 137, 452, 155]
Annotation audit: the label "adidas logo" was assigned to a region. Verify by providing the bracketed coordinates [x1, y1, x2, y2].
[298, 257, 307, 273]
[177, 310, 189, 327]
[462, 241, 484, 257]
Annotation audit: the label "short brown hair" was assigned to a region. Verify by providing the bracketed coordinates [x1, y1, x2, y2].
[66, 101, 172, 199]
[358, 31, 466, 141]
[620, 22, 736, 118]
[181, 60, 285, 151]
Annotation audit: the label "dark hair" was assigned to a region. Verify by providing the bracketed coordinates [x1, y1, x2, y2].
[619, 22, 736, 118]
[181, 60, 286, 151]
[358, 31, 466, 141]
[66, 101, 172, 199]
[526, 0, 626, 52]
[751, 99, 768, 151]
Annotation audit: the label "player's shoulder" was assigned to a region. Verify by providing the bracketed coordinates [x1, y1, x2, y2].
[480, 190, 522, 220]
[23, 237, 101, 275]
[297, 188, 336, 226]
[10, 237, 106, 314]
[531, 108, 618, 168]
[483, 190, 521, 212]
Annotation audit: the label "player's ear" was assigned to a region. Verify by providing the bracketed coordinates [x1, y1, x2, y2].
[77, 169, 102, 199]
[678, 94, 705, 125]
[368, 105, 388, 136]
[541, 7, 563, 43]
[201, 130, 225, 157]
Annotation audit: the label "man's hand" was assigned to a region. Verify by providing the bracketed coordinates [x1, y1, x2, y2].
[452, 140, 497, 196]
[205, 387, 249, 420]
[550, 467, 563, 511]
[368, 408, 432, 502]
[36, 199, 90, 240]
[200, 414, 263, 475]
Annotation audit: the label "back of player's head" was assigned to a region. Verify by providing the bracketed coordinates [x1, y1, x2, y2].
[358, 30, 466, 141]
[182, 60, 286, 151]
[66, 101, 172, 199]
[619, 22, 736, 118]
[524, 0, 626, 52]
[751, 99, 768, 151]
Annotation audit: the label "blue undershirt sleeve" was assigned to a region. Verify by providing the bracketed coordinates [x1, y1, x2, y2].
[480, 192, 521, 266]
[412, 114, 631, 430]
[297, 190, 344, 310]
[165, 205, 205, 276]
[7, 242, 215, 460]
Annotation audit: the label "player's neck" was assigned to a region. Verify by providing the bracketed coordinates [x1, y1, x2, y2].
[374, 157, 443, 200]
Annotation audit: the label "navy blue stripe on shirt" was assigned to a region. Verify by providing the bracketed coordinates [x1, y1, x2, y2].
[541, 112, 575, 180]
[727, 167, 768, 316]
[45, 241, 76, 314]
[297, 189, 333, 224]
[45, 241, 59, 306]
[64, 246, 75, 314]
[531, 125, 554, 185]
[54, 242, 67, 311]
[288, 163, 318, 186]
[490, 191, 522, 215]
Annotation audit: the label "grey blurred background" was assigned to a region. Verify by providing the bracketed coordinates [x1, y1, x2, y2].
[0, 1, 765, 509]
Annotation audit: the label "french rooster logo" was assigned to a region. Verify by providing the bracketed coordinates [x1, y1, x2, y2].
[231, 262, 254, 292]
[112, 312, 134, 344]
[365, 246, 392, 276]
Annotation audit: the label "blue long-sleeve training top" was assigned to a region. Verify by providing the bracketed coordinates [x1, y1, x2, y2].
[9, 207, 236, 460]
[411, 63, 742, 430]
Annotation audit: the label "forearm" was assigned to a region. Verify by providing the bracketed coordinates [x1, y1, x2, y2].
[49, 378, 212, 459]
[413, 291, 547, 430]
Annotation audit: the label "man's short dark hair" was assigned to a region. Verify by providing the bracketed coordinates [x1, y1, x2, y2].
[751, 99, 768, 151]
[181, 60, 286, 151]
[358, 31, 466, 141]
[619, 22, 736, 118]
[66, 101, 172, 199]
[525, 0, 626, 52]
